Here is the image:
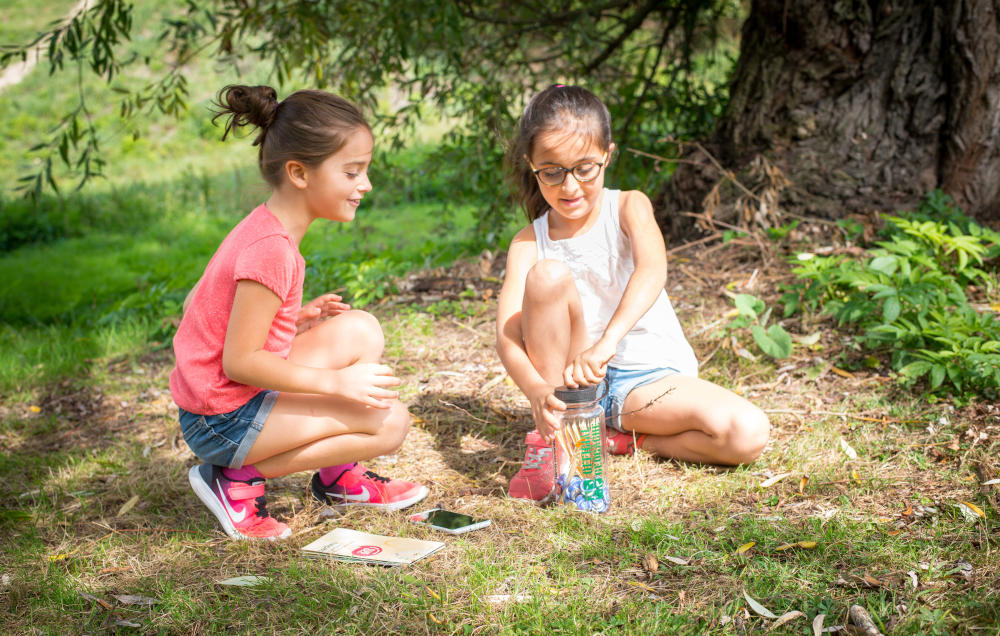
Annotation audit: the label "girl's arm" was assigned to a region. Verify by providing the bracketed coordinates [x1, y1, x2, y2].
[222, 279, 399, 408]
[495, 226, 565, 440]
[564, 190, 667, 386]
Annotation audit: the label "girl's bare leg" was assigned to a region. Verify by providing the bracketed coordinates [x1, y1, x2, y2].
[520, 259, 590, 385]
[244, 310, 411, 477]
[619, 374, 769, 465]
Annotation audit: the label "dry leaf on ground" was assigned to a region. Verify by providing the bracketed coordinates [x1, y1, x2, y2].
[812, 613, 825, 636]
[116, 494, 140, 517]
[840, 438, 858, 459]
[768, 610, 805, 631]
[761, 472, 792, 488]
[742, 589, 777, 619]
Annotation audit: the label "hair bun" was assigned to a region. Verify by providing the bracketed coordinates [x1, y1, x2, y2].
[213, 85, 279, 140]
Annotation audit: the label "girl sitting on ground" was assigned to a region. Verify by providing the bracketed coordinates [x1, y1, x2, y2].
[495, 85, 771, 503]
[170, 85, 428, 540]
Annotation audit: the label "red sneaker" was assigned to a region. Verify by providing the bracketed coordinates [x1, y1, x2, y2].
[188, 464, 291, 541]
[310, 464, 428, 511]
[606, 429, 646, 456]
[508, 431, 557, 503]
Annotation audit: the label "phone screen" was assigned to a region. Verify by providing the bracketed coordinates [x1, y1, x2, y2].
[424, 509, 478, 529]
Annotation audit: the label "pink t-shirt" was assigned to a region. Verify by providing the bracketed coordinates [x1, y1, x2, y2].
[170, 204, 304, 415]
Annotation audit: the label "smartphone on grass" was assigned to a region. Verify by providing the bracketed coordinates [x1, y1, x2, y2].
[408, 509, 491, 534]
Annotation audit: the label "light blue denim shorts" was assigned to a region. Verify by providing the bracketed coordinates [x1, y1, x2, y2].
[600, 366, 680, 432]
[178, 390, 277, 468]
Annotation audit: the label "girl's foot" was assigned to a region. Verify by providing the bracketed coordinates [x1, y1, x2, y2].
[606, 430, 646, 456]
[508, 430, 557, 503]
[188, 464, 291, 540]
[310, 463, 428, 511]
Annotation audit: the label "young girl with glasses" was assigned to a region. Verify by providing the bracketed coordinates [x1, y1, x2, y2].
[496, 85, 771, 503]
[170, 85, 428, 540]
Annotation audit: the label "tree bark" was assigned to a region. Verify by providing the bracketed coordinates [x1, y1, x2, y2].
[658, 0, 1000, 237]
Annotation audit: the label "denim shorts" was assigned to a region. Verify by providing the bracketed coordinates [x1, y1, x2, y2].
[600, 366, 679, 432]
[178, 390, 277, 468]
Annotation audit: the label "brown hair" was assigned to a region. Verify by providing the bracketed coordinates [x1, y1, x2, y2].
[507, 85, 613, 221]
[212, 85, 371, 187]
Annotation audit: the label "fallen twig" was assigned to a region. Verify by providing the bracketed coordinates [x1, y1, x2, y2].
[607, 387, 676, 426]
[666, 232, 723, 256]
[439, 400, 492, 426]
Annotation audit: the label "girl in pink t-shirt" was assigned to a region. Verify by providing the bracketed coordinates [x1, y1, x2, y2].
[170, 85, 427, 540]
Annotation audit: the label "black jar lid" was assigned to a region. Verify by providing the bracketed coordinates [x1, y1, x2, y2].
[554, 384, 599, 403]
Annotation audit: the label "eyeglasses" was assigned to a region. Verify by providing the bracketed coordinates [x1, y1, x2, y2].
[527, 152, 608, 186]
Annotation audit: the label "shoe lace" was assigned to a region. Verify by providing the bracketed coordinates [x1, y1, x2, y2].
[362, 470, 390, 483]
[253, 494, 272, 518]
[522, 446, 552, 470]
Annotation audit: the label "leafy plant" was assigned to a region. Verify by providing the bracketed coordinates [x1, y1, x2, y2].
[723, 293, 793, 359]
[306, 255, 405, 308]
[785, 192, 1000, 399]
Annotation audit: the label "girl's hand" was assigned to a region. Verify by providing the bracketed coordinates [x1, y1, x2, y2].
[297, 293, 351, 334]
[527, 386, 566, 442]
[563, 339, 615, 388]
[330, 362, 401, 409]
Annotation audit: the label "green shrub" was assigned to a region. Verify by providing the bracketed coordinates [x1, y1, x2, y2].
[784, 192, 1000, 399]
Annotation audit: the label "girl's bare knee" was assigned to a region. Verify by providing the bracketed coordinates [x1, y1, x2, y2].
[374, 402, 410, 455]
[342, 309, 385, 349]
[314, 309, 385, 359]
[525, 259, 573, 298]
[726, 406, 770, 464]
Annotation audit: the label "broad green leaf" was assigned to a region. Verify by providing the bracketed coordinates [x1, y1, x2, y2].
[869, 255, 897, 276]
[734, 294, 763, 318]
[882, 295, 901, 322]
[899, 360, 932, 378]
[930, 365, 945, 389]
[751, 324, 793, 359]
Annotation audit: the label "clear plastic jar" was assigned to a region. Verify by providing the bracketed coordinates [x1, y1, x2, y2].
[553, 384, 610, 513]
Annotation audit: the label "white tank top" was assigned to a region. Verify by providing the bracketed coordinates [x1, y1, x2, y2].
[532, 188, 698, 374]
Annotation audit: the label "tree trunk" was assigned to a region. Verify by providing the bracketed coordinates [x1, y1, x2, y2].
[658, 0, 1000, 237]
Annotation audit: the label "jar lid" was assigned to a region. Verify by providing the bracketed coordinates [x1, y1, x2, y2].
[554, 384, 598, 403]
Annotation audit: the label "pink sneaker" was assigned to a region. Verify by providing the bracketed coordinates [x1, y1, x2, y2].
[606, 429, 647, 456]
[508, 430, 557, 503]
[188, 464, 291, 540]
[310, 463, 428, 511]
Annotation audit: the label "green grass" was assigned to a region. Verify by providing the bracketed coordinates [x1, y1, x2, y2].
[0, 0, 79, 49]
[0, 178, 500, 392]
[2, 368, 996, 634]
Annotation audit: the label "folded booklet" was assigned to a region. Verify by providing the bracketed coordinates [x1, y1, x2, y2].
[301, 527, 445, 567]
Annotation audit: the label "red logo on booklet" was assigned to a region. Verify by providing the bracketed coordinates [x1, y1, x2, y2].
[352, 545, 383, 557]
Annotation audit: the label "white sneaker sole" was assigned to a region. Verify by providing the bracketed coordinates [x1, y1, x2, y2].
[322, 485, 430, 512]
